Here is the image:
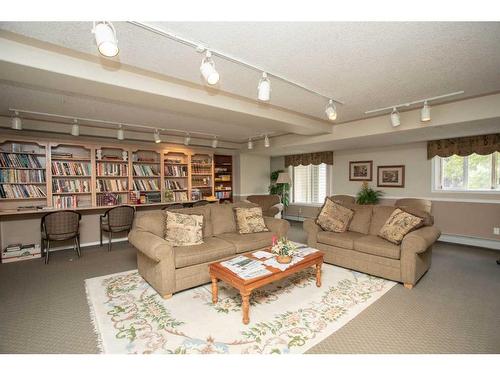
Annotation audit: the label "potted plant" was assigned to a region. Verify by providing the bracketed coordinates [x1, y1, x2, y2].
[356, 181, 384, 205]
[271, 236, 297, 264]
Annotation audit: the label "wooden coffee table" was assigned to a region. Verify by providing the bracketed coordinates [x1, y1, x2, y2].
[209, 250, 324, 324]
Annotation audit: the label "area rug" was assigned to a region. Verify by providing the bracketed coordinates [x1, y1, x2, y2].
[85, 264, 395, 354]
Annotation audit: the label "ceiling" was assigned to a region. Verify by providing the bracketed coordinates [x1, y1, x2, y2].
[0, 21, 499, 149]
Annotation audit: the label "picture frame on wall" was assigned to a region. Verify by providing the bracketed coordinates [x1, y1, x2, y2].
[377, 165, 405, 188]
[349, 160, 373, 181]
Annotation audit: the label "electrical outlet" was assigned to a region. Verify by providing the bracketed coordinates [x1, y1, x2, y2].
[494, 227, 500, 235]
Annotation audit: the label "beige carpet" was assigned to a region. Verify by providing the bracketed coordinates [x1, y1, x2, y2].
[0, 221, 499, 353]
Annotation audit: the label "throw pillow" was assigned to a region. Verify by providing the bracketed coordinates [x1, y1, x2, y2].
[234, 207, 269, 234]
[378, 208, 424, 244]
[316, 198, 354, 233]
[164, 211, 204, 247]
[397, 206, 434, 226]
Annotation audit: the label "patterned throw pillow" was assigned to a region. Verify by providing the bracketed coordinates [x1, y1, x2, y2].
[164, 211, 204, 247]
[378, 208, 424, 244]
[316, 198, 354, 233]
[234, 207, 269, 234]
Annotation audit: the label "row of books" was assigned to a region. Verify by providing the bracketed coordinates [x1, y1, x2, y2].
[215, 191, 232, 199]
[192, 176, 212, 186]
[0, 184, 46, 199]
[191, 163, 212, 174]
[97, 163, 128, 176]
[52, 180, 91, 193]
[165, 165, 188, 177]
[0, 169, 46, 183]
[0, 153, 43, 168]
[97, 193, 125, 206]
[168, 191, 189, 202]
[132, 179, 160, 191]
[165, 179, 186, 190]
[51, 161, 91, 176]
[53, 195, 80, 209]
[133, 164, 159, 177]
[2, 243, 41, 263]
[97, 179, 128, 192]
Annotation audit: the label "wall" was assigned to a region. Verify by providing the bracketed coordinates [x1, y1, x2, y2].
[273, 142, 500, 243]
[234, 153, 271, 199]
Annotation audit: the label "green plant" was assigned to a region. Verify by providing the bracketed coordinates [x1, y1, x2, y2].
[271, 237, 297, 257]
[269, 169, 290, 207]
[356, 182, 384, 205]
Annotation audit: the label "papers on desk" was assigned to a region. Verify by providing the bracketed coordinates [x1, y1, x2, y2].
[221, 256, 272, 280]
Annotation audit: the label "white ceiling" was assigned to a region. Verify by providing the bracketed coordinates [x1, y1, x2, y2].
[0, 21, 499, 146]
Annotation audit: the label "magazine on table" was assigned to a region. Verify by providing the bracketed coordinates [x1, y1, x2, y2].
[220, 256, 271, 279]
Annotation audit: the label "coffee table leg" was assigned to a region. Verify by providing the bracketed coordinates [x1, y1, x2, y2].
[316, 262, 322, 287]
[211, 276, 218, 304]
[241, 291, 251, 325]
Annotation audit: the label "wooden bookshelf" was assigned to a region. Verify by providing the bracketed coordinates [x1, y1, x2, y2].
[163, 151, 190, 203]
[191, 153, 214, 200]
[95, 147, 129, 206]
[130, 149, 161, 204]
[214, 154, 233, 202]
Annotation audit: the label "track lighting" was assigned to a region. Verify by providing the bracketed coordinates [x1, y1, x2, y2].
[153, 129, 161, 143]
[71, 119, 80, 136]
[117, 125, 124, 140]
[200, 51, 219, 85]
[325, 100, 337, 121]
[211, 137, 218, 149]
[390, 108, 401, 127]
[184, 133, 191, 146]
[11, 112, 22, 130]
[258, 72, 271, 102]
[247, 138, 253, 150]
[421, 101, 431, 122]
[264, 134, 270, 148]
[92, 21, 119, 57]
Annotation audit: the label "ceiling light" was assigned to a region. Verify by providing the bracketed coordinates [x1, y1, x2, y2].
[200, 51, 219, 85]
[247, 138, 253, 150]
[325, 100, 337, 121]
[92, 21, 119, 57]
[264, 134, 270, 148]
[184, 133, 191, 146]
[421, 101, 431, 122]
[117, 125, 124, 140]
[11, 112, 22, 130]
[390, 107, 401, 127]
[153, 129, 161, 143]
[211, 137, 218, 149]
[71, 119, 80, 136]
[257, 72, 271, 102]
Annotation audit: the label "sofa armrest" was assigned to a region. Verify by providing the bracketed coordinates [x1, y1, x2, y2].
[264, 217, 290, 238]
[303, 218, 322, 248]
[128, 229, 174, 263]
[264, 206, 280, 217]
[401, 226, 441, 254]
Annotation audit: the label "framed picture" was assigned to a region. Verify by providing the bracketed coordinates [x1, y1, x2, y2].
[377, 165, 405, 188]
[349, 160, 373, 181]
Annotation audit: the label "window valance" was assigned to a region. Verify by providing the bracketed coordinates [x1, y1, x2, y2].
[284, 151, 333, 167]
[427, 133, 500, 159]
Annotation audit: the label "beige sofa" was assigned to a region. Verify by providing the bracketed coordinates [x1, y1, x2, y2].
[246, 195, 284, 218]
[303, 200, 441, 289]
[128, 202, 290, 298]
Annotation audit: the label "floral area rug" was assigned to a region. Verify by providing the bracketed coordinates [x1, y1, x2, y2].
[85, 264, 395, 354]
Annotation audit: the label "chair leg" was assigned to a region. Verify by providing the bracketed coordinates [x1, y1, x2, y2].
[100, 227, 103, 247]
[108, 231, 112, 252]
[45, 240, 50, 264]
[76, 236, 81, 257]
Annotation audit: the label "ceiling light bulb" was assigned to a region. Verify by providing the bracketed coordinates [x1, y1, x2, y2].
[184, 133, 191, 146]
[390, 107, 401, 127]
[200, 51, 219, 85]
[211, 137, 218, 149]
[71, 119, 80, 136]
[257, 72, 271, 102]
[117, 126, 124, 140]
[92, 21, 119, 57]
[325, 100, 337, 121]
[11, 112, 22, 130]
[248, 138, 253, 150]
[264, 134, 270, 148]
[154, 130, 161, 143]
[421, 101, 431, 122]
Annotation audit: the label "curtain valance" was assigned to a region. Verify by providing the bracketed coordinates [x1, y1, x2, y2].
[284, 151, 333, 167]
[427, 133, 500, 159]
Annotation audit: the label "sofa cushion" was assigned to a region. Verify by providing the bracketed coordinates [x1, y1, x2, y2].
[369, 205, 397, 235]
[174, 237, 236, 268]
[133, 211, 164, 237]
[210, 201, 258, 235]
[234, 207, 269, 234]
[378, 208, 424, 244]
[216, 231, 275, 253]
[169, 205, 212, 238]
[316, 198, 354, 233]
[343, 203, 373, 234]
[353, 235, 401, 259]
[317, 231, 366, 250]
[164, 211, 204, 247]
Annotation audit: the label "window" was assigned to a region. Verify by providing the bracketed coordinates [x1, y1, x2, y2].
[290, 163, 329, 204]
[434, 152, 499, 191]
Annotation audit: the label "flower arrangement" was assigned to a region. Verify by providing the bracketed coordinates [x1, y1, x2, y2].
[271, 236, 297, 264]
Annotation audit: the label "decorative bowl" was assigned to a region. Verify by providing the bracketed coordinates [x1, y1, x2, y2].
[276, 255, 292, 264]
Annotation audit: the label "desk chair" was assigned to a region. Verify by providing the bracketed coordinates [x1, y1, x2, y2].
[41, 210, 81, 264]
[100, 205, 135, 252]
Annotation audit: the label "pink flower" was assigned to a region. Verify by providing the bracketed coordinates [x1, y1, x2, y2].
[272, 235, 277, 246]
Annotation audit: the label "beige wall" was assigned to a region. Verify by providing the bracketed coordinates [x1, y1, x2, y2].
[235, 153, 271, 198]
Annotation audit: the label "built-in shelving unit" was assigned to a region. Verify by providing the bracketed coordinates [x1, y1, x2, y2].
[131, 149, 161, 204]
[191, 153, 214, 200]
[163, 151, 190, 202]
[214, 154, 233, 202]
[95, 147, 129, 206]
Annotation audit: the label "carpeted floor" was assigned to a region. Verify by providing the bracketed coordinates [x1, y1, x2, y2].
[0, 221, 499, 354]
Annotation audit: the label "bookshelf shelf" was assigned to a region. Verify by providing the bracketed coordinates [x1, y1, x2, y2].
[214, 154, 233, 202]
[53, 192, 92, 195]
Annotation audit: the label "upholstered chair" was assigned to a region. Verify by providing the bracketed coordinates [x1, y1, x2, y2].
[41, 210, 81, 264]
[329, 195, 356, 205]
[395, 198, 432, 214]
[100, 205, 135, 252]
[246, 195, 283, 217]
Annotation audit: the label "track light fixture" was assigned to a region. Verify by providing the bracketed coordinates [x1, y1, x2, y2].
[117, 125, 124, 140]
[247, 138, 253, 150]
[200, 51, 219, 85]
[257, 72, 271, 102]
[92, 21, 119, 57]
[11, 111, 22, 130]
[153, 129, 161, 143]
[71, 119, 80, 136]
[211, 137, 218, 149]
[390, 108, 401, 127]
[325, 100, 337, 121]
[264, 134, 270, 148]
[421, 101, 431, 122]
[184, 133, 191, 146]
